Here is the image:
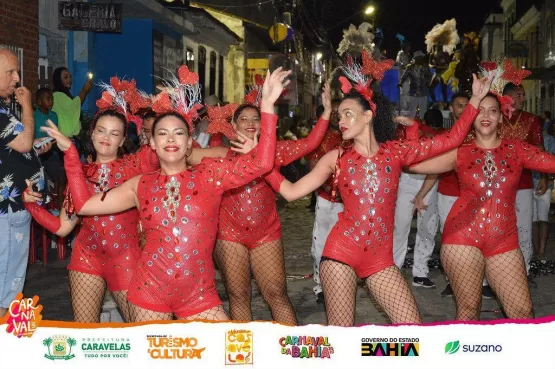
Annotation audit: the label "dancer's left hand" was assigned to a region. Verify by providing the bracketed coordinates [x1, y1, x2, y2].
[230, 131, 258, 154]
[536, 177, 548, 196]
[393, 116, 415, 127]
[411, 196, 428, 216]
[40, 120, 72, 151]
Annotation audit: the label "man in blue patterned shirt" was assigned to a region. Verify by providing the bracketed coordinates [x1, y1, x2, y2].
[0, 48, 47, 318]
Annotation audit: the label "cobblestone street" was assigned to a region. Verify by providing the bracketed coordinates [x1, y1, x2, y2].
[23, 196, 555, 324]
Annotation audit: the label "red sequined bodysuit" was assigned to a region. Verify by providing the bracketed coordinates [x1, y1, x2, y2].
[126, 113, 277, 317]
[217, 118, 329, 249]
[321, 105, 479, 277]
[67, 145, 159, 291]
[442, 140, 555, 256]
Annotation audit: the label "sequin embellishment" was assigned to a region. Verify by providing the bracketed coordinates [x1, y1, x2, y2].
[482, 151, 497, 198]
[163, 176, 181, 223]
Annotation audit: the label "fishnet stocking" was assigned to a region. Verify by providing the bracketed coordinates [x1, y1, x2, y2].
[485, 249, 534, 319]
[179, 305, 229, 321]
[214, 239, 297, 324]
[111, 291, 132, 323]
[319, 260, 357, 326]
[129, 303, 173, 322]
[250, 239, 297, 325]
[441, 245, 485, 320]
[364, 266, 422, 324]
[213, 240, 252, 321]
[68, 271, 106, 323]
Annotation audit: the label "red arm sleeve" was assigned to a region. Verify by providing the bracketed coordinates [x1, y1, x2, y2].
[529, 116, 543, 147]
[123, 145, 160, 177]
[520, 141, 555, 173]
[24, 202, 61, 234]
[202, 113, 277, 192]
[64, 145, 92, 215]
[274, 118, 329, 167]
[209, 132, 224, 147]
[403, 104, 478, 167]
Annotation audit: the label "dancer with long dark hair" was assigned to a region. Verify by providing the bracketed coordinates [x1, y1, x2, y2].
[263, 52, 493, 325]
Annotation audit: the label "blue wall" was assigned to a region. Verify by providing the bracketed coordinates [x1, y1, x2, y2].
[88, 18, 155, 113]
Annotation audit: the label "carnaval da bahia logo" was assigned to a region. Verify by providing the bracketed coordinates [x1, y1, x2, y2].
[147, 335, 205, 359]
[82, 337, 131, 359]
[279, 335, 334, 359]
[225, 329, 253, 365]
[361, 337, 420, 357]
[43, 335, 77, 361]
[4, 293, 42, 338]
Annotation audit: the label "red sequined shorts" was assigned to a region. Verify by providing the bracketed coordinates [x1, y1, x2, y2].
[322, 230, 394, 278]
[217, 212, 281, 250]
[126, 263, 221, 318]
[67, 241, 141, 291]
[442, 231, 518, 258]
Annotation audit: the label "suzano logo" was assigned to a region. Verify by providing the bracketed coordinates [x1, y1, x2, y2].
[43, 335, 77, 361]
[445, 341, 461, 354]
[445, 340, 502, 354]
[82, 337, 131, 359]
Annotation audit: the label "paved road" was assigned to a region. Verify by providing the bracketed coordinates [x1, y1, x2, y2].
[23, 196, 555, 323]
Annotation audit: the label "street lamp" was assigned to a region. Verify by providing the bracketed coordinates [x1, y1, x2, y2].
[316, 52, 323, 60]
[364, 5, 375, 15]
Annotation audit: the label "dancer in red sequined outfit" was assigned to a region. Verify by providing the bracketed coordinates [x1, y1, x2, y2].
[184, 86, 333, 323]
[409, 91, 555, 320]
[23, 110, 158, 322]
[264, 73, 493, 326]
[42, 68, 289, 321]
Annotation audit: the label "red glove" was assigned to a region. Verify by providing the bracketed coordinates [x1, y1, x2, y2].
[265, 168, 286, 192]
[274, 118, 329, 168]
[24, 202, 61, 234]
[403, 119, 420, 140]
[64, 144, 91, 214]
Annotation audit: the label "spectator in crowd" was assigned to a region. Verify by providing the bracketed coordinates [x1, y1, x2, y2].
[51, 67, 93, 138]
[0, 48, 51, 317]
[543, 111, 553, 136]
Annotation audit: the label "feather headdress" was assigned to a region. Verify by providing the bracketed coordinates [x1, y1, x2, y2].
[337, 22, 375, 56]
[95, 77, 147, 131]
[338, 50, 394, 113]
[479, 59, 531, 118]
[425, 18, 460, 55]
[152, 65, 204, 133]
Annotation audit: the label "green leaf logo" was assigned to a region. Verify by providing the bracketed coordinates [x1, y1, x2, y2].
[445, 341, 460, 354]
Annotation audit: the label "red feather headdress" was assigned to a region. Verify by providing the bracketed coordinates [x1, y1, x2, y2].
[479, 59, 531, 119]
[206, 103, 239, 140]
[95, 77, 148, 132]
[339, 50, 394, 113]
[151, 65, 204, 133]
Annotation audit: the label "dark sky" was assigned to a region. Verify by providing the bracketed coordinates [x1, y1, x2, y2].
[317, 0, 502, 56]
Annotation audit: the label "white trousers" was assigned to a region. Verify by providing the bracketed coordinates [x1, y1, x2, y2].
[437, 194, 458, 233]
[393, 173, 439, 278]
[533, 189, 552, 222]
[311, 196, 344, 295]
[516, 189, 533, 274]
[409, 96, 428, 119]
